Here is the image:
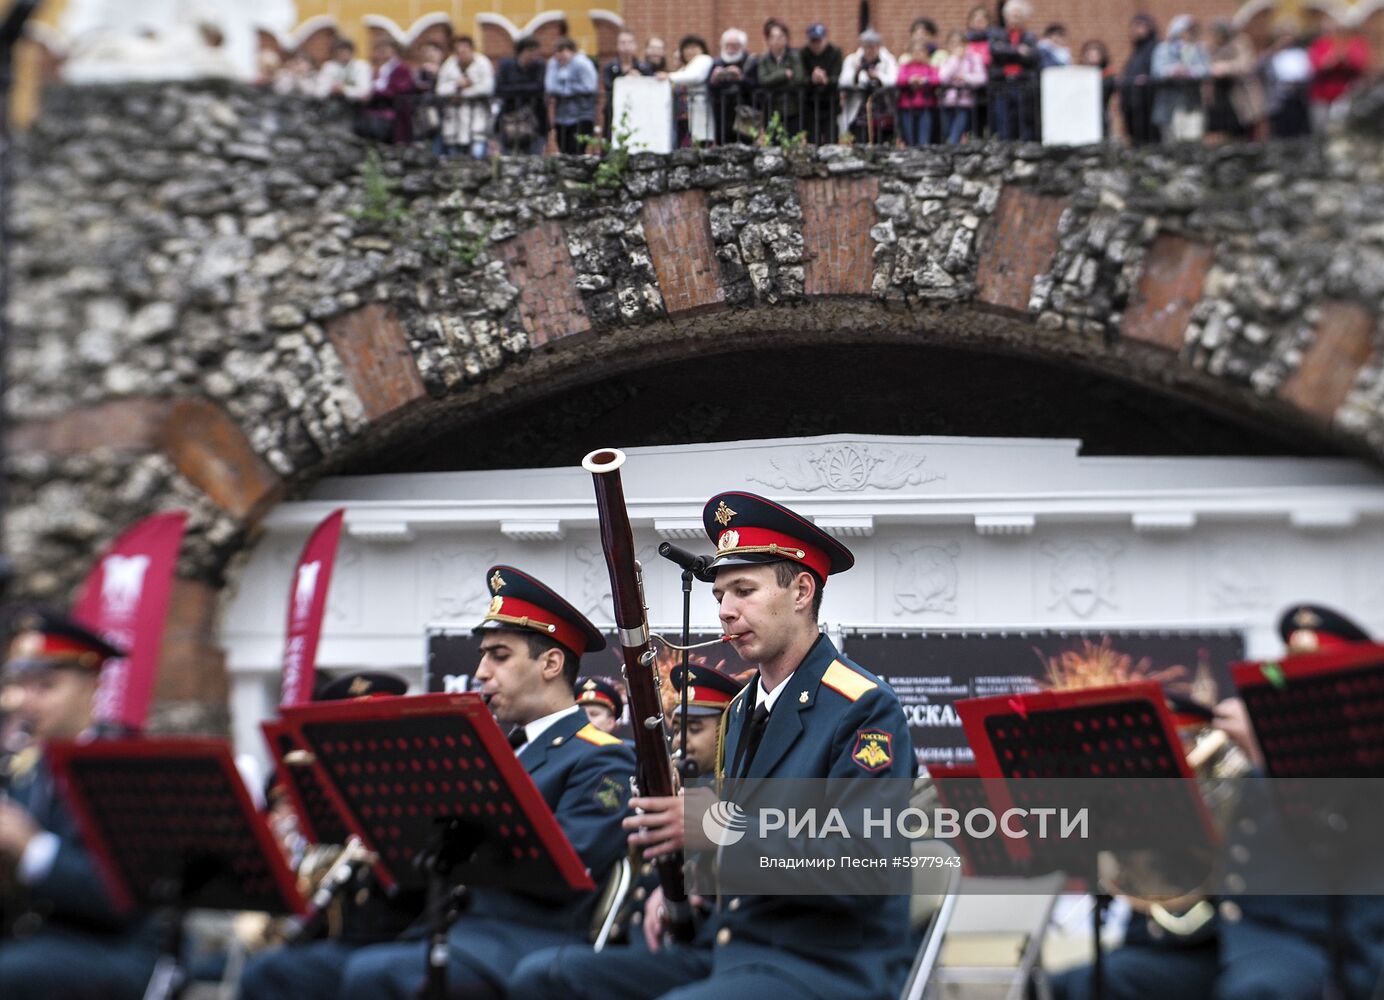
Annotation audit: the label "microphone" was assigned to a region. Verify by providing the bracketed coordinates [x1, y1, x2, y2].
[657, 542, 715, 583]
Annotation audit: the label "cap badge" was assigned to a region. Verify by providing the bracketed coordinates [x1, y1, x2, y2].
[717, 530, 740, 553]
[583, 679, 598, 691]
[1293, 608, 1322, 628]
[489, 570, 506, 593]
[714, 501, 737, 527]
[348, 676, 371, 696]
[488, 595, 504, 616]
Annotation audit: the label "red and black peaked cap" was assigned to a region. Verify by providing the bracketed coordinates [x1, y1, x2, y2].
[476, 565, 606, 659]
[4, 607, 125, 677]
[702, 491, 854, 579]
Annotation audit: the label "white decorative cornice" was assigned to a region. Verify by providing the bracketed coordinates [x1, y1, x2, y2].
[748, 443, 943, 493]
[346, 521, 413, 543]
[1132, 511, 1197, 534]
[501, 520, 565, 542]
[814, 515, 875, 538]
[974, 514, 1035, 536]
[654, 519, 705, 540]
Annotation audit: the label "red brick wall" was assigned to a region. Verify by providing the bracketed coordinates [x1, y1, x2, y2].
[626, 0, 1242, 69]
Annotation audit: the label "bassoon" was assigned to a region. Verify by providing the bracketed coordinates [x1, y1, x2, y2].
[582, 448, 696, 943]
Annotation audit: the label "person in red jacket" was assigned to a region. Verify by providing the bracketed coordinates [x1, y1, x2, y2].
[1307, 21, 1370, 131]
[359, 36, 418, 144]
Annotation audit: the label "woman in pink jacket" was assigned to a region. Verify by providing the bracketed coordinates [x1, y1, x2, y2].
[938, 29, 989, 143]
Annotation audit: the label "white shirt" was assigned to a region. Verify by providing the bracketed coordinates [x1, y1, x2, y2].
[755, 672, 792, 715]
[512, 704, 582, 755]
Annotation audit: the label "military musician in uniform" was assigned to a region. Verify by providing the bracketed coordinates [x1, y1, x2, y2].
[321, 565, 636, 999]
[1053, 604, 1384, 1000]
[509, 492, 919, 1000]
[0, 610, 158, 1000]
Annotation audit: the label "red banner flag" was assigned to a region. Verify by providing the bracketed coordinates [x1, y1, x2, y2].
[73, 511, 188, 732]
[280, 509, 346, 707]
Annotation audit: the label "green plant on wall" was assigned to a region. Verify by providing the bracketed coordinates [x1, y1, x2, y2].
[756, 111, 808, 150]
[351, 149, 407, 228]
[578, 108, 643, 190]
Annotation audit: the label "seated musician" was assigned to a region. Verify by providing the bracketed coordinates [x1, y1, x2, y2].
[509, 492, 918, 1000]
[0, 609, 159, 1000]
[508, 662, 745, 987]
[576, 676, 623, 735]
[237, 671, 423, 1000]
[322, 566, 636, 1000]
[1053, 604, 1384, 1000]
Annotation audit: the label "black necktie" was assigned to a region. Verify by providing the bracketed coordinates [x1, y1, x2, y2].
[507, 726, 527, 750]
[738, 703, 771, 778]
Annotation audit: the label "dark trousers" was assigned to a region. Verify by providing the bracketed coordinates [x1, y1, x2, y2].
[555, 120, 593, 155]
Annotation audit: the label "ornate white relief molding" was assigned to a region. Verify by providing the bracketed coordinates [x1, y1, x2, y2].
[654, 519, 705, 540]
[1041, 540, 1121, 619]
[427, 545, 498, 620]
[1204, 541, 1272, 611]
[576, 542, 653, 620]
[325, 545, 362, 625]
[748, 444, 942, 493]
[814, 516, 875, 538]
[891, 542, 960, 615]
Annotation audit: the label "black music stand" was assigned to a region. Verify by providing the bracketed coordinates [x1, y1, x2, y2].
[1234, 643, 1384, 999]
[281, 692, 596, 1000]
[958, 682, 1217, 1000]
[48, 738, 305, 1000]
[262, 718, 352, 846]
[927, 764, 1025, 879]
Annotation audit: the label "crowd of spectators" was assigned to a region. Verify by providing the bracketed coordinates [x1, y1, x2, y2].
[264, 2, 1377, 155]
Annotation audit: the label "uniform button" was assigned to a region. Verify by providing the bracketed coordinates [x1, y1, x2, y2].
[728, 897, 741, 911]
[551, 737, 564, 746]
[1230, 844, 1251, 864]
[641, 862, 653, 876]
[1225, 874, 1246, 893]
[716, 927, 732, 946]
[631, 912, 642, 925]
[634, 887, 646, 901]
[355, 888, 370, 905]
[1238, 817, 1257, 836]
[1219, 900, 1242, 923]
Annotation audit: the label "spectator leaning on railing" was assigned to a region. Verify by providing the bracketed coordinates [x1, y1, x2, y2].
[316, 37, 371, 102]
[546, 36, 598, 155]
[1038, 23, 1071, 68]
[1078, 39, 1118, 139]
[708, 28, 751, 145]
[437, 34, 493, 159]
[360, 36, 417, 144]
[644, 36, 668, 74]
[938, 28, 988, 143]
[897, 29, 941, 146]
[496, 36, 548, 155]
[1120, 14, 1161, 144]
[666, 34, 715, 146]
[1207, 20, 1262, 142]
[1152, 15, 1211, 142]
[1262, 22, 1312, 139]
[988, 0, 1040, 141]
[839, 28, 898, 143]
[748, 18, 803, 134]
[602, 29, 651, 136]
[800, 23, 843, 145]
[1307, 19, 1371, 130]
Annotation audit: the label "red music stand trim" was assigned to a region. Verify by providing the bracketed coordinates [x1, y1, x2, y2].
[281, 692, 595, 895]
[1232, 641, 1384, 777]
[927, 763, 1024, 878]
[261, 719, 352, 846]
[47, 738, 305, 917]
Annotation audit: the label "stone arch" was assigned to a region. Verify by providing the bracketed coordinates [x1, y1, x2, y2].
[8, 81, 1384, 727]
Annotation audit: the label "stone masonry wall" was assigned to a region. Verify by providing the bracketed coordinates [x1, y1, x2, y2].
[6, 81, 1384, 729]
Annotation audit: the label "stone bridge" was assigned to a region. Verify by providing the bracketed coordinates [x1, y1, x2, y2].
[7, 83, 1384, 724]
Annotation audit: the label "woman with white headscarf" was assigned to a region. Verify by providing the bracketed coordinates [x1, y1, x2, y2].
[1151, 14, 1211, 141]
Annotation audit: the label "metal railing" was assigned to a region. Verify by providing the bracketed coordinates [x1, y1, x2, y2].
[335, 72, 1330, 154]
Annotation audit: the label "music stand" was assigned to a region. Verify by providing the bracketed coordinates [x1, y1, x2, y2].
[927, 764, 1025, 879]
[281, 692, 596, 1000]
[1234, 642, 1384, 998]
[48, 738, 304, 1000]
[957, 681, 1217, 1000]
[262, 718, 352, 846]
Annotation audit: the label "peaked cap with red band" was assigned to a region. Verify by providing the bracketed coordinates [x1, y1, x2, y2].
[477, 565, 606, 659]
[702, 491, 854, 579]
[670, 663, 745, 716]
[576, 676, 623, 717]
[1278, 603, 1371, 656]
[4, 607, 125, 677]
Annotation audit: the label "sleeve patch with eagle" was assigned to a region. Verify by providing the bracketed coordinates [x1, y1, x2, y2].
[851, 730, 894, 773]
